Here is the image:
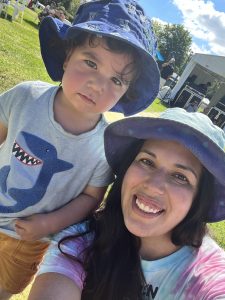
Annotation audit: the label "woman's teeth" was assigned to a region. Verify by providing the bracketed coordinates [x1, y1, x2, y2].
[136, 198, 162, 214]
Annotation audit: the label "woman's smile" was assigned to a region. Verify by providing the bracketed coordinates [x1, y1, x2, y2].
[134, 194, 164, 216]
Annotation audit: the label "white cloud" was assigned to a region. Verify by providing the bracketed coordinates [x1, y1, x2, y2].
[152, 17, 169, 26]
[191, 42, 211, 54]
[172, 0, 225, 55]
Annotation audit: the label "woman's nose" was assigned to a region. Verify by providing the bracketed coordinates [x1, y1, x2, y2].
[143, 169, 166, 195]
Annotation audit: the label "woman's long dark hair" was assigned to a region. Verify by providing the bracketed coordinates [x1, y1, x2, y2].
[81, 141, 144, 300]
[60, 142, 215, 300]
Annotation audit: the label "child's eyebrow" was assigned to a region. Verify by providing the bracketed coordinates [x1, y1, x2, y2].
[82, 51, 100, 63]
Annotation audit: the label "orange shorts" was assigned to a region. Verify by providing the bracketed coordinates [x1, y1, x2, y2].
[0, 232, 49, 294]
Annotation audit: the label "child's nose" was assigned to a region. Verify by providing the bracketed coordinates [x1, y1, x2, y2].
[87, 75, 106, 94]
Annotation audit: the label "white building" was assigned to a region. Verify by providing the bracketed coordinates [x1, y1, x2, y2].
[171, 53, 225, 110]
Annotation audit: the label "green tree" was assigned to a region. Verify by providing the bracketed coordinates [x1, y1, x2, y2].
[153, 21, 192, 74]
[59, 0, 80, 15]
[69, 0, 80, 15]
[51, 0, 80, 18]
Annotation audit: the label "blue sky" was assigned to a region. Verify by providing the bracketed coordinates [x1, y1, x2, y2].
[139, 0, 225, 56]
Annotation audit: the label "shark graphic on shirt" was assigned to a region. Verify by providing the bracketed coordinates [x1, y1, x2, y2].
[0, 131, 73, 213]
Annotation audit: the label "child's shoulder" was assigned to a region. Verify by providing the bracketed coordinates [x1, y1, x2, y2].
[8, 81, 58, 102]
[13, 80, 56, 92]
[1, 81, 59, 108]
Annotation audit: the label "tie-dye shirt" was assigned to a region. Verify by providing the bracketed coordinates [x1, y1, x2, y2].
[39, 220, 225, 299]
[142, 235, 225, 300]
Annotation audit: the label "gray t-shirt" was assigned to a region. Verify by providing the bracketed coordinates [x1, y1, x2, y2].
[0, 81, 113, 237]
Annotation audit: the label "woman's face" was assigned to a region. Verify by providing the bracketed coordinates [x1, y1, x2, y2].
[121, 139, 202, 242]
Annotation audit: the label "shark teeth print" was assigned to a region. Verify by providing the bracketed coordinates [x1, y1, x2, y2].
[12, 141, 42, 165]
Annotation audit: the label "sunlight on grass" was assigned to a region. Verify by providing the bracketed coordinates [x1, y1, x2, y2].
[145, 98, 167, 113]
[11, 284, 31, 300]
[0, 3, 54, 94]
[209, 221, 225, 249]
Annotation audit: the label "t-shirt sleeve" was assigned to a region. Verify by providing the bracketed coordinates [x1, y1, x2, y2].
[88, 157, 114, 187]
[0, 81, 51, 126]
[0, 82, 30, 126]
[37, 222, 92, 290]
[0, 85, 17, 126]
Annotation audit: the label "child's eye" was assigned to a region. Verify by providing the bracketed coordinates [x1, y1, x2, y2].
[111, 77, 122, 86]
[172, 173, 189, 185]
[85, 60, 97, 69]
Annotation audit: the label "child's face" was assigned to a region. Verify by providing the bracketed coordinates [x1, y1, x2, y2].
[121, 139, 202, 245]
[60, 38, 134, 116]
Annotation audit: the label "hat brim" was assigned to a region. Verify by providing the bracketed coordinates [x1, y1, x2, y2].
[39, 17, 70, 82]
[39, 18, 160, 116]
[104, 117, 225, 222]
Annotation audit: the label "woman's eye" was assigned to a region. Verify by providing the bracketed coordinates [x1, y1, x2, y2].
[85, 60, 97, 69]
[111, 77, 122, 86]
[172, 173, 189, 184]
[140, 158, 155, 168]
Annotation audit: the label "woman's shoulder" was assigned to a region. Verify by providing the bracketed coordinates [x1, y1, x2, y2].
[199, 235, 225, 258]
[189, 236, 225, 273]
[183, 236, 225, 298]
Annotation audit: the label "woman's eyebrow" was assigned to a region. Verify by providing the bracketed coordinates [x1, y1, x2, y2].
[139, 149, 156, 158]
[175, 164, 198, 179]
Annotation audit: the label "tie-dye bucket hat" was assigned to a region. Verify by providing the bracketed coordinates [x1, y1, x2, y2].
[104, 108, 225, 222]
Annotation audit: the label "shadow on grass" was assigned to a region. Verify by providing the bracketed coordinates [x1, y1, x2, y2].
[0, 13, 12, 21]
[23, 18, 39, 30]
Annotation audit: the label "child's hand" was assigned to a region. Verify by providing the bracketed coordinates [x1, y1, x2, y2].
[14, 214, 51, 241]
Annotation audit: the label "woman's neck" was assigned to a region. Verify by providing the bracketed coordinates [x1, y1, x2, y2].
[140, 235, 181, 261]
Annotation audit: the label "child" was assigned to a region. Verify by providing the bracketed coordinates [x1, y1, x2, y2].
[30, 108, 225, 299]
[0, 0, 160, 298]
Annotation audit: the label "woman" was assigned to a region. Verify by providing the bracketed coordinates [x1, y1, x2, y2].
[30, 108, 225, 300]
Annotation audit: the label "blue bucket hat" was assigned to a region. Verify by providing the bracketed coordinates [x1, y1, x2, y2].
[104, 108, 225, 222]
[39, 0, 160, 116]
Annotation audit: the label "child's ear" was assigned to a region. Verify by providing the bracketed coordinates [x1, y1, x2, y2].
[63, 51, 72, 71]
[63, 61, 68, 71]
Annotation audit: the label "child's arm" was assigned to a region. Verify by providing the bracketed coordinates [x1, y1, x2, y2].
[14, 185, 107, 241]
[0, 121, 8, 144]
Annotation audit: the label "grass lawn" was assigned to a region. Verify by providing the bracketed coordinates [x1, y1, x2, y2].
[145, 98, 167, 113]
[0, 5, 225, 300]
[0, 2, 54, 94]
